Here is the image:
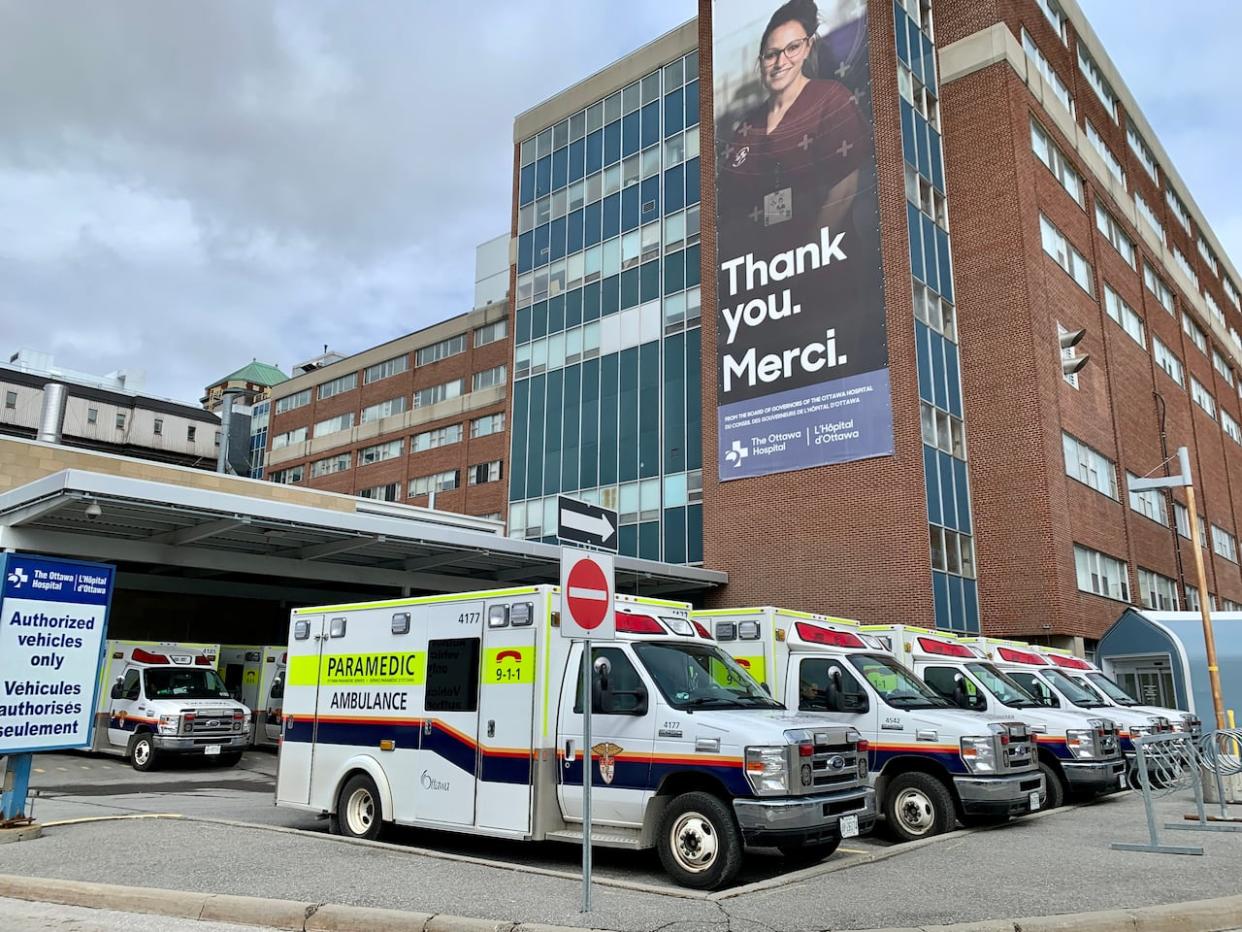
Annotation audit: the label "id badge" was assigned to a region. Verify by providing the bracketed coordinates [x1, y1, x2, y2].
[764, 187, 793, 226]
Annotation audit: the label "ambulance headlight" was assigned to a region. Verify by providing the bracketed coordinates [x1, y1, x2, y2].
[157, 715, 179, 735]
[1066, 728, 1098, 759]
[960, 736, 997, 773]
[744, 746, 790, 795]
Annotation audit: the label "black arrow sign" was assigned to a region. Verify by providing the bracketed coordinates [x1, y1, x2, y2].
[557, 495, 618, 552]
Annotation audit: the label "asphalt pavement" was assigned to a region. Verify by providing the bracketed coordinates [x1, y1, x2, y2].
[5, 750, 1242, 931]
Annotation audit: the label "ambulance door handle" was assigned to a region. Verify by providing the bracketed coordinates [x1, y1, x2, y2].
[423, 720, 433, 736]
[564, 738, 576, 767]
[487, 720, 495, 738]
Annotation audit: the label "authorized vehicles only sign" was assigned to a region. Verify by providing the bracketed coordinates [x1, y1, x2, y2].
[0, 554, 114, 753]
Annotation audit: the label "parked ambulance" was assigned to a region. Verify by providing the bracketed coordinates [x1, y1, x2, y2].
[218, 646, 266, 712]
[253, 650, 288, 748]
[864, 628, 1128, 810]
[274, 587, 875, 889]
[91, 641, 252, 770]
[696, 608, 1044, 841]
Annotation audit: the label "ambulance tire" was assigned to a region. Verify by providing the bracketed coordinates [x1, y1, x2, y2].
[129, 733, 159, 772]
[657, 792, 743, 890]
[335, 773, 384, 841]
[777, 836, 841, 865]
[1038, 761, 1065, 809]
[883, 772, 954, 842]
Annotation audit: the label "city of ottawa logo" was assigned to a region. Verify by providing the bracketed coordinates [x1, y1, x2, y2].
[725, 439, 749, 468]
[592, 742, 623, 785]
[6, 567, 28, 588]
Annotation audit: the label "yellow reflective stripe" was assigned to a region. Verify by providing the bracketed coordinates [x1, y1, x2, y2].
[287, 652, 426, 686]
[690, 608, 766, 617]
[485, 646, 535, 685]
[542, 591, 552, 737]
[292, 587, 543, 615]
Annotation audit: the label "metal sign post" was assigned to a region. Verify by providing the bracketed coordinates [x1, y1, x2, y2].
[581, 636, 592, 913]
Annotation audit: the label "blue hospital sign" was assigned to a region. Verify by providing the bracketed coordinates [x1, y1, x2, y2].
[0, 555, 114, 753]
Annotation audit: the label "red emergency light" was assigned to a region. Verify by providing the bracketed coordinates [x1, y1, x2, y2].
[194, 655, 212, 666]
[997, 646, 1047, 666]
[616, 613, 664, 635]
[1047, 653, 1092, 670]
[692, 620, 712, 640]
[795, 623, 864, 649]
[917, 636, 973, 658]
[131, 648, 170, 665]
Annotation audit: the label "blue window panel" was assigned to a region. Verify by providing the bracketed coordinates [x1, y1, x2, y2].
[568, 138, 585, 184]
[602, 192, 621, 239]
[619, 525, 638, 558]
[519, 162, 536, 206]
[583, 281, 601, 321]
[664, 507, 687, 565]
[929, 127, 945, 192]
[923, 33, 936, 91]
[664, 248, 685, 295]
[640, 175, 660, 224]
[922, 213, 939, 293]
[688, 503, 703, 563]
[664, 88, 684, 137]
[923, 444, 941, 525]
[533, 223, 550, 269]
[954, 458, 972, 535]
[664, 332, 686, 474]
[685, 243, 701, 288]
[933, 571, 950, 631]
[515, 305, 531, 345]
[599, 353, 619, 485]
[601, 274, 620, 316]
[914, 113, 930, 180]
[547, 294, 565, 335]
[548, 216, 567, 262]
[531, 301, 548, 340]
[618, 347, 639, 482]
[509, 378, 529, 501]
[915, 321, 933, 403]
[621, 184, 640, 233]
[963, 579, 980, 634]
[909, 19, 924, 84]
[938, 450, 957, 532]
[641, 101, 660, 149]
[685, 157, 701, 205]
[639, 340, 660, 479]
[517, 230, 534, 274]
[947, 575, 964, 632]
[535, 155, 551, 199]
[551, 146, 568, 191]
[930, 331, 948, 410]
[639, 522, 660, 561]
[566, 207, 584, 255]
[622, 110, 640, 158]
[585, 129, 603, 175]
[936, 225, 954, 303]
[640, 259, 660, 302]
[685, 80, 699, 128]
[944, 341, 962, 418]
[664, 164, 685, 213]
[894, 2, 909, 66]
[686, 328, 702, 470]
[580, 357, 600, 489]
[603, 119, 621, 166]
[525, 375, 545, 499]
[620, 267, 640, 310]
[900, 99, 916, 166]
[543, 369, 563, 496]
[584, 200, 602, 248]
[907, 203, 925, 283]
[565, 288, 583, 329]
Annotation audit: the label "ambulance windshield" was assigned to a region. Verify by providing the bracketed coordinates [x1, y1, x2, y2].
[846, 654, 948, 709]
[965, 662, 1041, 708]
[1041, 669, 1105, 708]
[144, 668, 232, 700]
[1082, 672, 1140, 706]
[633, 642, 782, 710]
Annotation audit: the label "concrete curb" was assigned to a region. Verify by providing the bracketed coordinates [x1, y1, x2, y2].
[0, 873, 1239, 932]
[0, 822, 42, 845]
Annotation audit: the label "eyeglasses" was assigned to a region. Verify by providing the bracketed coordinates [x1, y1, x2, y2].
[760, 36, 812, 66]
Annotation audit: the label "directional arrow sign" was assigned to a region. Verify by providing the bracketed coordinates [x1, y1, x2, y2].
[557, 495, 618, 552]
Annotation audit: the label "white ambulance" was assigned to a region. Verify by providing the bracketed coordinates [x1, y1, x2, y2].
[698, 608, 1044, 842]
[218, 645, 266, 712]
[91, 641, 253, 770]
[863, 628, 1128, 809]
[274, 587, 875, 889]
[253, 649, 288, 748]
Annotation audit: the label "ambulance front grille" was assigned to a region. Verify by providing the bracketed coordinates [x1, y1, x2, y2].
[182, 709, 234, 736]
[808, 736, 860, 791]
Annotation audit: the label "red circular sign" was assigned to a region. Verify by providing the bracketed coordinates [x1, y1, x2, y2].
[566, 559, 611, 631]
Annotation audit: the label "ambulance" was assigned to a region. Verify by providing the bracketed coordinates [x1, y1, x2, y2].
[91, 641, 253, 770]
[274, 587, 875, 890]
[697, 608, 1044, 842]
[253, 649, 288, 748]
[218, 646, 266, 712]
[863, 627, 1128, 810]
[958, 636, 1169, 790]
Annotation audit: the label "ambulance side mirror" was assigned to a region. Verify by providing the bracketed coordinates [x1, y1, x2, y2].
[110, 680, 124, 700]
[592, 656, 647, 716]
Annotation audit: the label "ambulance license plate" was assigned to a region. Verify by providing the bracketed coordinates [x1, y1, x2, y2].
[204, 745, 221, 756]
[1029, 792, 1041, 811]
[839, 815, 859, 838]
[1118, 772, 1127, 789]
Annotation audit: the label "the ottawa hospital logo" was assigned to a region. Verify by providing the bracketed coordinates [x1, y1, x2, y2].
[592, 742, 623, 785]
[724, 439, 749, 468]
[6, 567, 28, 589]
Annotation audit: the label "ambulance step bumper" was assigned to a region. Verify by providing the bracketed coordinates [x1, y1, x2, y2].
[546, 826, 641, 850]
[733, 786, 875, 845]
[953, 771, 1045, 817]
[1063, 758, 1128, 795]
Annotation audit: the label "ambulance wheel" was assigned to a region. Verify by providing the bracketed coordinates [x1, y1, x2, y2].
[129, 734, 159, 772]
[1038, 761, 1065, 809]
[884, 772, 953, 841]
[777, 836, 841, 865]
[657, 792, 743, 890]
[335, 773, 383, 840]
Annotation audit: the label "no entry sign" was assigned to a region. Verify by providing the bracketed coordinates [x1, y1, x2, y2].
[559, 548, 615, 641]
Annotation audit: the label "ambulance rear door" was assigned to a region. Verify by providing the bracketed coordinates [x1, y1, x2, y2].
[276, 615, 324, 807]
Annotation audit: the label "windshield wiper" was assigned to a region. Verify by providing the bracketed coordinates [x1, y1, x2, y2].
[680, 696, 738, 709]
[732, 694, 783, 708]
[887, 696, 941, 708]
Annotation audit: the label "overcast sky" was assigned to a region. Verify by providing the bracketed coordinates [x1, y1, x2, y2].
[0, 1, 1235, 404]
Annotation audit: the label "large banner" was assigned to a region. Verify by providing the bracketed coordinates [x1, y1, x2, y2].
[713, 0, 892, 481]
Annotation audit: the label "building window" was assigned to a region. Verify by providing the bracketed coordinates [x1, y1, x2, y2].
[1174, 503, 1207, 545]
[1030, 119, 1083, 207]
[929, 526, 976, 579]
[1190, 377, 1216, 419]
[115, 412, 126, 429]
[1153, 337, 1184, 386]
[358, 439, 403, 465]
[1197, 237, 1219, 277]
[1035, 0, 1067, 41]
[313, 412, 355, 437]
[920, 402, 966, 459]
[311, 452, 352, 478]
[359, 483, 400, 502]
[152, 417, 163, 435]
[413, 378, 463, 408]
[1103, 285, 1145, 348]
[469, 460, 503, 485]
[1062, 432, 1118, 498]
[275, 389, 312, 414]
[412, 423, 462, 452]
[361, 396, 407, 423]
[1021, 30, 1073, 114]
[189, 425, 200, 443]
[3, 390, 15, 410]
[472, 365, 507, 392]
[913, 283, 956, 341]
[1084, 120, 1125, 186]
[1095, 203, 1135, 267]
[474, 319, 508, 347]
[1222, 411, 1242, 445]
[1167, 189, 1192, 232]
[1077, 45, 1118, 120]
[318, 373, 358, 401]
[1126, 472, 1167, 525]
[1212, 349, 1234, 386]
[1183, 314, 1208, 354]
[1205, 292, 1225, 330]
[1040, 215, 1092, 293]
[1144, 264, 1175, 314]
[1172, 248, 1199, 291]
[1138, 568, 1179, 610]
[1127, 121, 1160, 182]
[1211, 525, 1238, 563]
[409, 470, 459, 497]
[270, 465, 305, 485]
[272, 426, 308, 450]
[471, 412, 505, 438]
[1134, 192, 1164, 246]
[1225, 278, 1240, 312]
[86, 407, 97, 425]
[363, 355, 409, 384]
[415, 334, 466, 367]
[1074, 545, 1129, 601]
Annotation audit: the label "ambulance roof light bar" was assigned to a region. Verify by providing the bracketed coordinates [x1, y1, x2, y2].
[916, 636, 973, 658]
[1046, 653, 1092, 670]
[795, 622, 865, 649]
[131, 648, 170, 665]
[616, 612, 665, 635]
[997, 646, 1048, 666]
